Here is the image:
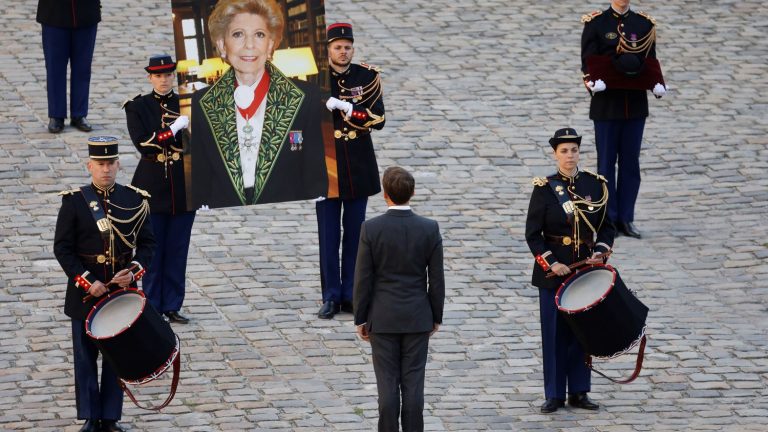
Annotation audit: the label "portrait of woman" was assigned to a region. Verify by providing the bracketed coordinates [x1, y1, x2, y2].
[188, 0, 328, 209]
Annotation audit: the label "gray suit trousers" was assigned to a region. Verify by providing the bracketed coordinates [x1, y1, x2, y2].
[370, 331, 430, 432]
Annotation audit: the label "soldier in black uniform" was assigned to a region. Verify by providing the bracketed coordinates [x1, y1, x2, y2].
[581, 0, 665, 238]
[54, 136, 155, 432]
[525, 128, 616, 414]
[37, 0, 100, 133]
[124, 54, 195, 324]
[317, 23, 386, 319]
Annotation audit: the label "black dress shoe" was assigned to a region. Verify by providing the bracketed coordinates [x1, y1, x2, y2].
[78, 419, 99, 432]
[48, 117, 64, 133]
[340, 300, 353, 313]
[101, 420, 126, 432]
[317, 301, 340, 319]
[165, 311, 189, 324]
[568, 392, 599, 410]
[617, 221, 642, 239]
[540, 398, 565, 413]
[71, 117, 93, 132]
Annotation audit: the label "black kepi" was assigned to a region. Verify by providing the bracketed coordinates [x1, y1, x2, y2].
[88, 136, 119, 160]
[145, 54, 177, 74]
[549, 128, 582, 149]
[327, 23, 353, 43]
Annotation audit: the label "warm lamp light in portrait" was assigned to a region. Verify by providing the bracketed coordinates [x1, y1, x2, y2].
[175, 59, 199, 83]
[272, 47, 319, 80]
[198, 57, 230, 83]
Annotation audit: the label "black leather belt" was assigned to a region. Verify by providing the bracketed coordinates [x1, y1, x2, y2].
[78, 252, 132, 266]
[141, 152, 181, 163]
[545, 234, 593, 248]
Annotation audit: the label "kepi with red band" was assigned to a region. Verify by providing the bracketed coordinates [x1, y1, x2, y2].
[145, 54, 177, 74]
[327, 22, 354, 43]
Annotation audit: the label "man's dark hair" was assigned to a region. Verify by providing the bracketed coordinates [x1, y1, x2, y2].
[382, 166, 415, 205]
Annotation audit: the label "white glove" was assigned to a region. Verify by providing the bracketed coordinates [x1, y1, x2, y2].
[326, 97, 354, 117]
[313, 196, 326, 202]
[325, 97, 341, 111]
[587, 79, 606, 93]
[170, 115, 189, 135]
[652, 83, 666, 97]
[196, 204, 210, 213]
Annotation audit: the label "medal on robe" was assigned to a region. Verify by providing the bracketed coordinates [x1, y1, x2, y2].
[289, 130, 303, 151]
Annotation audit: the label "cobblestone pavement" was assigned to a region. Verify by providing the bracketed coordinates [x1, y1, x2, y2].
[1, 0, 767, 430]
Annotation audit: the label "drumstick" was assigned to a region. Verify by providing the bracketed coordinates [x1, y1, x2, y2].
[82, 264, 139, 303]
[545, 250, 613, 279]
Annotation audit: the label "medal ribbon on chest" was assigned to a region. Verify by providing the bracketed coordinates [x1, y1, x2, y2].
[234, 72, 270, 151]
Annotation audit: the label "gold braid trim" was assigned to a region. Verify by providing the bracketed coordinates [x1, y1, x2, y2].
[616, 23, 656, 58]
[568, 181, 609, 253]
[338, 73, 382, 106]
[581, 10, 602, 23]
[108, 199, 150, 249]
[360, 109, 385, 129]
[637, 11, 656, 25]
[138, 132, 162, 149]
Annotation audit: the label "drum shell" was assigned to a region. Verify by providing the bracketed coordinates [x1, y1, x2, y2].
[86, 289, 176, 382]
[556, 266, 648, 357]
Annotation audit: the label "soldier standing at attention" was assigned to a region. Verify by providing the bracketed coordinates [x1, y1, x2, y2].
[54, 137, 155, 432]
[124, 54, 195, 324]
[581, 0, 666, 238]
[525, 128, 616, 414]
[318, 23, 386, 319]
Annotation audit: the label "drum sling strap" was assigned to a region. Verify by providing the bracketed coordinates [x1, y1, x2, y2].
[119, 338, 181, 411]
[80, 185, 111, 242]
[585, 334, 647, 384]
[547, 176, 576, 220]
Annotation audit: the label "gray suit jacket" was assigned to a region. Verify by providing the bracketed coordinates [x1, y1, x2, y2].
[353, 209, 445, 333]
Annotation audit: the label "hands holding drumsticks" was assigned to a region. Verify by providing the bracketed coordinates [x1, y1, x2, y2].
[546, 251, 612, 279]
[82, 265, 138, 303]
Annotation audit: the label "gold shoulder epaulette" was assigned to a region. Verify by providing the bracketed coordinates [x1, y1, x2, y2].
[532, 177, 548, 187]
[359, 62, 381, 73]
[121, 93, 142, 109]
[126, 184, 151, 198]
[581, 10, 602, 23]
[636, 11, 656, 25]
[58, 188, 80, 196]
[582, 169, 607, 182]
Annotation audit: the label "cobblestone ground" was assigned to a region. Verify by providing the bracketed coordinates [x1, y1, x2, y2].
[1, 0, 766, 430]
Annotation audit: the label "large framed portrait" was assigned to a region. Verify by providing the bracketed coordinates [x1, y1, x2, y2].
[171, 0, 338, 209]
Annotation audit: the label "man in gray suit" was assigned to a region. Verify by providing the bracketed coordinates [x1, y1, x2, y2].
[353, 166, 445, 432]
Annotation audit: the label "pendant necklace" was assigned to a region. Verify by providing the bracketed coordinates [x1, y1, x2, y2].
[235, 72, 270, 152]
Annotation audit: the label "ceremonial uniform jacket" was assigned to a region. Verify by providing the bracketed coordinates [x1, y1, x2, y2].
[36, 0, 101, 29]
[581, 8, 657, 120]
[54, 183, 155, 320]
[525, 170, 615, 290]
[124, 91, 187, 214]
[189, 63, 327, 208]
[330, 63, 385, 199]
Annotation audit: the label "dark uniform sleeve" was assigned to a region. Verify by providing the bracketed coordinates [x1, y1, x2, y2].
[580, 21, 598, 76]
[353, 222, 373, 326]
[427, 221, 445, 325]
[594, 192, 616, 254]
[126, 192, 156, 281]
[525, 185, 558, 271]
[53, 194, 98, 291]
[124, 97, 176, 154]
